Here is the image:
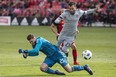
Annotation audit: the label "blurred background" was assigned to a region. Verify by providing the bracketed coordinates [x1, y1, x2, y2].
[0, 0, 116, 77]
[0, 0, 116, 27]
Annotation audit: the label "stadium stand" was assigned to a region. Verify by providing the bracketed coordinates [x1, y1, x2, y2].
[0, 0, 116, 26]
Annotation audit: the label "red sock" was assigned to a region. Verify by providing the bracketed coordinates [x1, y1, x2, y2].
[72, 49, 78, 62]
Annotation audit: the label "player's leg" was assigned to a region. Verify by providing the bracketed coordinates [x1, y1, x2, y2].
[56, 35, 68, 56]
[58, 40, 70, 56]
[63, 64, 84, 72]
[59, 37, 75, 57]
[60, 40, 70, 56]
[40, 57, 65, 75]
[63, 64, 93, 75]
[57, 51, 93, 75]
[70, 42, 80, 65]
[57, 36, 64, 48]
[57, 52, 84, 73]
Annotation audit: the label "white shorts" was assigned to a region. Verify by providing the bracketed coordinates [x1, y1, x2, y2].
[57, 35, 75, 53]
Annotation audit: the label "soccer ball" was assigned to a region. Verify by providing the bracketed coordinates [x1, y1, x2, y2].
[82, 50, 92, 60]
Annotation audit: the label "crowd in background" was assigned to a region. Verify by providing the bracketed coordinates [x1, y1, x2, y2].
[0, 0, 116, 25]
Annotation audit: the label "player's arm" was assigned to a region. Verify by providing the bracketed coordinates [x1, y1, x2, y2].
[54, 11, 65, 24]
[83, 9, 96, 15]
[83, 3, 101, 15]
[50, 23, 59, 36]
[76, 30, 79, 34]
[54, 16, 63, 24]
[27, 38, 42, 56]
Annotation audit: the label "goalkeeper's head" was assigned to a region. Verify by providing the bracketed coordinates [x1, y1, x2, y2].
[27, 34, 36, 45]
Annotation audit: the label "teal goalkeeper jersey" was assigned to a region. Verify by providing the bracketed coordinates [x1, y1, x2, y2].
[27, 37, 60, 57]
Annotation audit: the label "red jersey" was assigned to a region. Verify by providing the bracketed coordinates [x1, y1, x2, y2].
[56, 20, 64, 33]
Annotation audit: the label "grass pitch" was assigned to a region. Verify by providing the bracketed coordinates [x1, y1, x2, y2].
[0, 26, 116, 77]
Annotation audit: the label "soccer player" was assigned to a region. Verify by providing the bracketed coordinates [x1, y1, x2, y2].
[50, 9, 79, 65]
[55, 2, 101, 56]
[18, 34, 93, 75]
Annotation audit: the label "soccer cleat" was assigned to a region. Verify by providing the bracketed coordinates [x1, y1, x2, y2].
[84, 65, 93, 75]
[74, 61, 80, 65]
[55, 70, 66, 75]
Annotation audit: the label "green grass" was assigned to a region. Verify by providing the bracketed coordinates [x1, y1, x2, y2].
[0, 26, 116, 77]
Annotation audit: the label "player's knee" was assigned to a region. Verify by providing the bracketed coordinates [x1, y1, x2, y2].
[71, 44, 77, 50]
[66, 69, 73, 73]
[72, 46, 77, 50]
[64, 65, 73, 73]
[40, 66, 47, 72]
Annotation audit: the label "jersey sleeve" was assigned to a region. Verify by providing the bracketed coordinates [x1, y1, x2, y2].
[79, 9, 85, 17]
[27, 38, 43, 56]
[83, 9, 96, 15]
[52, 14, 58, 23]
[52, 15, 60, 26]
[79, 9, 96, 17]
[54, 11, 66, 24]
[59, 11, 66, 19]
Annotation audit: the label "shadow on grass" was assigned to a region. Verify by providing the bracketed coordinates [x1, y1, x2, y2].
[0, 74, 89, 77]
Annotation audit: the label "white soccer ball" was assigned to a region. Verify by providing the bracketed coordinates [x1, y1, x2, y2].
[82, 50, 92, 60]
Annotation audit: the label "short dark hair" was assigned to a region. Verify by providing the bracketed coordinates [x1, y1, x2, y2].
[27, 34, 35, 40]
[68, 2, 76, 6]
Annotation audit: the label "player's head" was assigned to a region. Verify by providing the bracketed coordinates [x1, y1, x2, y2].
[68, 2, 77, 15]
[27, 34, 36, 45]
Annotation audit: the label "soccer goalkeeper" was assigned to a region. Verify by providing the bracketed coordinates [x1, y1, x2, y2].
[18, 34, 93, 75]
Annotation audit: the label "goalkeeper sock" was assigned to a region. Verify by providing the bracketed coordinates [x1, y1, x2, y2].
[45, 68, 56, 74]
[72, 65, 84, 71]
